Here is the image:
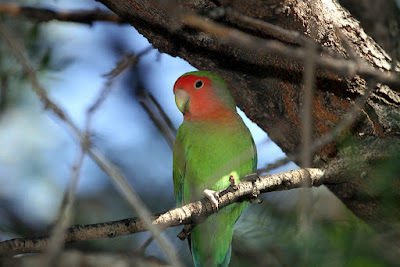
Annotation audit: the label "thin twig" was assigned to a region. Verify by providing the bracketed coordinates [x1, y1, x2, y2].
[257, 78, 375, 174]
[45, 148, 86, 266]
[0, 23, 182, 267]
[0, 168, 326, 257]
[0, 3, 124, 24]
[44, 46, 153, 266]
[257, 157, 292, 174]
[298, 26, 318, 251]
[224, 8, 308, 46]
[86, 47, 153, 132]
[310, 79, 376, 151]
[104, 47, 153, 79]
[300, 28, 317, 169]
[137, 88, 176, 150]
[139, 235, 155, 253]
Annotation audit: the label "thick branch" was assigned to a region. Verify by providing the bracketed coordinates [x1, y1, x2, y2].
[0, 168, 325, 257]
[181, 13, 400, 88]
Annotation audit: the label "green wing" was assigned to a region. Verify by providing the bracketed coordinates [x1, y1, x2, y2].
[173, 126, 187, 206]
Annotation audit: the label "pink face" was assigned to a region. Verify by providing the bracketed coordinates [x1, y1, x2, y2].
[173, 75, 228, 120]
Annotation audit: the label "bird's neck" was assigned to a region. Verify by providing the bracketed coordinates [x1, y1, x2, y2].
[184, 108, 237, 123]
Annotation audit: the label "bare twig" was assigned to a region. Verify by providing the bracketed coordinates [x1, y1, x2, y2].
[45, 149, 86, 266]
[310, 79, 376, 153]
[0, 168, 326, 257]
[0, 3, 123, 24]
[223, 8, 309, 46]
[300, 29, 317, 170]
[258, 77, 376, 174]
[104, 47, 153, 79]
[0, 24, 181, 267]
[257, 157, 292, 174]
[139, 235, 155, 253]
[44, 46, 153, 266]
[86, 47, 153, 131]
[137, 88, 176, 150]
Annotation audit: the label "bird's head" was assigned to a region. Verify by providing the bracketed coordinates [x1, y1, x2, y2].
[173, 71, 236, 121]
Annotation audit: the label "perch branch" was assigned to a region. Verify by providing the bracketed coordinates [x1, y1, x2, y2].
[0, 168, 325, 257]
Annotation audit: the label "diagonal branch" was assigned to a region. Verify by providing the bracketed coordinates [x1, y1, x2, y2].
[0, 168, 326, 257]
[137, 87, 177, 150]
[43, 44, 154, 266]
[0, 23, 182, 267]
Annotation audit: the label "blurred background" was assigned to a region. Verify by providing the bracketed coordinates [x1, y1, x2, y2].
[1, 0, 398, 266]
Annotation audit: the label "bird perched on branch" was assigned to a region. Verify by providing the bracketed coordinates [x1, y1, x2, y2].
[173, 71, 257, 266]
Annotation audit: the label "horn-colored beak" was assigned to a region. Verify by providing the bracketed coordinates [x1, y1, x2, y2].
[174, 89, 190, 114]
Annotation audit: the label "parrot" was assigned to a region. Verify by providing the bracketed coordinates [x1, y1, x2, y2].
[172, 71, 257, 267]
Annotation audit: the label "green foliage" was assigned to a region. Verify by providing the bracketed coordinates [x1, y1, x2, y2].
[231, 190, 394, 266]
[368, 150, 400, 224]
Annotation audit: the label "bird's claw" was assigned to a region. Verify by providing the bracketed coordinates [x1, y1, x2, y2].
[203, 189, 220, 211]
[177, 224, 194, 241]
[229, 174, 238, 189]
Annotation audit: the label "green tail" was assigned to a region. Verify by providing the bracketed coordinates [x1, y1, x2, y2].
[191, 202, 247, 267]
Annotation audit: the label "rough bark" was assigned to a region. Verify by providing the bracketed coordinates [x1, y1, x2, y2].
[95, 0, 400, 242]
[339, 0, 400, 60]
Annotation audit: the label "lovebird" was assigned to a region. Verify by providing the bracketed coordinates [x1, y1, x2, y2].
[173, 71, 257, 266]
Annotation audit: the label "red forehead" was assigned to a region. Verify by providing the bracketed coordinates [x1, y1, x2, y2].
[173, 75, 211, 92]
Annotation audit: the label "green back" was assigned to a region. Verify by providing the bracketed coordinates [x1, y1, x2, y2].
[173, 115, 257, 266]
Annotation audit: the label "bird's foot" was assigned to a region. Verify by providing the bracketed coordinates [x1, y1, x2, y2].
[225, 174, 239, 193]
[177, 224, 194, 241]
[203, 189, 220, 211]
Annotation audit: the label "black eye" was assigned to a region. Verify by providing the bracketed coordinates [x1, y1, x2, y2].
[194, 80, 204, 89]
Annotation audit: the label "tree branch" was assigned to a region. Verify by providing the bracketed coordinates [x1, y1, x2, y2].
[2, 250, 170, 266]
[0, 168, 325, 257]
[0, 3, 123, 24]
